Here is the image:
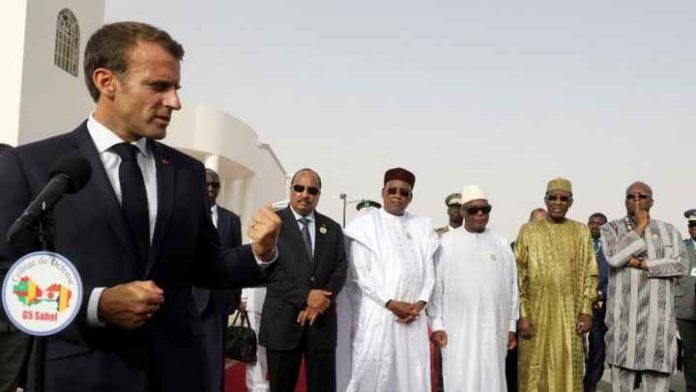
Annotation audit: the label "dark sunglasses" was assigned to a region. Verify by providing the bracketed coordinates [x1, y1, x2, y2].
[689, 222, 696, 228]
[625, 194, 651, 201]
[465, 205, 492, 215]
[207, 182, 220, 189]
[546, 195, 572, 202]
[386, 187, 411, 197]
[292, 184, 321, 196]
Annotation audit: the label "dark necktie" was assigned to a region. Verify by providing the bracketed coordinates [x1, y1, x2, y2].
[299, 217, 313, 263]
[112, 143, 150, 265]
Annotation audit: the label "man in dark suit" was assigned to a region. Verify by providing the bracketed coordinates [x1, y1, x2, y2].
[584, 212, 609, 392]
[677, 209, 696, 391]
[0, 22, 280, 392]
[259, 169, 347, 392]
[194, 168, 243, 392]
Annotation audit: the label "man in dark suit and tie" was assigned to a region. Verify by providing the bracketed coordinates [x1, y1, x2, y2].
[677, 209, 696, 391]
[195, 168, 243, 392]
[259, 169, 347, 392]
[0, 21, 280, 392]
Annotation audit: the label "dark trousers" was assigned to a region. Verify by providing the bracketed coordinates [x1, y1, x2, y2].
[584, 306, 607, 390]
[266, 344, 335, 392]
[0, 327, 31, 392]
[678, 319, 696, 392]
[200, 307, 227, 392]
[433, 346, 444, 392]
[505, 343, 518, 392]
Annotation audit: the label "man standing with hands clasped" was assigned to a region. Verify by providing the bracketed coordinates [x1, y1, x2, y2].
[259, 168, 347, 392]
[429, 185, 518, 391]
[584, 212, 610, 392]
[195, 168, 244, 392]
[514, 178, 597, 392]
[344, 167, 439, 392]
[602, 181, 686, 391]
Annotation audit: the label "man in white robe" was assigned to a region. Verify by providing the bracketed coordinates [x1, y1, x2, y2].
[429, 185, 519, 392]
[344, 167, 439, 392]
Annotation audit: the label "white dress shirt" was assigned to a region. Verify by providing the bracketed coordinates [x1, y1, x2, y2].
[87, 115, 158, 240]
[86, 115, 158, 326]
[210, 204, 218, 229]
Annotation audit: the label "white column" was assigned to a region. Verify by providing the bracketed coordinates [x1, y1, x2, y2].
[0, 0, 28, 147]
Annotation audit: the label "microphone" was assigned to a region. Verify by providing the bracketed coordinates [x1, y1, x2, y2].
[6, 153, 92, 243]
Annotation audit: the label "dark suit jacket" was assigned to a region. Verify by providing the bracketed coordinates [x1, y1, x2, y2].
[214, 206, 243, 313]
[677, 238, 696, 320]
[217, 207, 243, 250]
[0, 122, 266, 392]
[194, 206, 243, 315]
[194, 206, 243, 392]
[259, 207, 347, 352]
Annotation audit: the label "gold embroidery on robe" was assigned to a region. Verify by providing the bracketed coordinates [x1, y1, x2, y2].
[515, 219, 598, 392]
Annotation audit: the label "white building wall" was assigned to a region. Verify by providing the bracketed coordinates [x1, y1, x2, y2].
[167, 105, 288, 234]
[17, 0, 104, 144]
[0, 1, 29, 146]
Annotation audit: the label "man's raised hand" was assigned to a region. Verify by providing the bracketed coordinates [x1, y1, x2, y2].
[247, 204, 281, 261]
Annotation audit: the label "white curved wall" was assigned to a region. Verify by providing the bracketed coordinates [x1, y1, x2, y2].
[166, 104, 288, 234]
[0, 1, 27, 146]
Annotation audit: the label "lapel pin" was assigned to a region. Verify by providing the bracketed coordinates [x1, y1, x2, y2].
[161, 159, 171, 166]
[319, 225, 327, 234]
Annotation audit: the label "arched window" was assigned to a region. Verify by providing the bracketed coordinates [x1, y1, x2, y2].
[54, 9, 80, 77]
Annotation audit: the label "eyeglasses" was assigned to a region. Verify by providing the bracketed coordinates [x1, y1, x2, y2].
[465, 205, 492, 215]
[207, 182, 220, 189]
[546, 195, 572, 202]
[386, 187, 411, 197]
[689, 222, 696, 228]
[292, 184, 321, 196]
[625, 194, 651, 201]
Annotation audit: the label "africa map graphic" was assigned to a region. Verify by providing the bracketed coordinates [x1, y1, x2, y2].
[12, 276, 72, 312]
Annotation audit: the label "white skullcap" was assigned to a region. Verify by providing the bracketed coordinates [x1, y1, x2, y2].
[460, 185, 488, 205]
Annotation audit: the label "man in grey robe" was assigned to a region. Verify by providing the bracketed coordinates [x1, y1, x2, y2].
[602, 181, 687, 391]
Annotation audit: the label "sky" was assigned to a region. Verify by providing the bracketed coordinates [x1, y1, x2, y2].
[106, 0, 696, 239]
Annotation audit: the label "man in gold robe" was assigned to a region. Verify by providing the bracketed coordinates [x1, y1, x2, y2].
[514, 178, 598, 391]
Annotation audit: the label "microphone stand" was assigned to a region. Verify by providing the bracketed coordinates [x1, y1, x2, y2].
[31, 211, 53, 392]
